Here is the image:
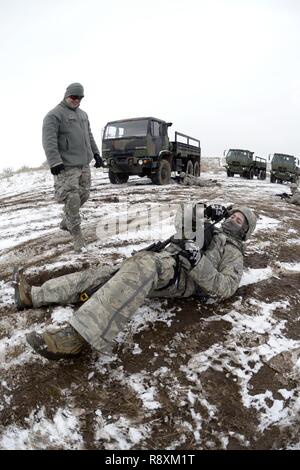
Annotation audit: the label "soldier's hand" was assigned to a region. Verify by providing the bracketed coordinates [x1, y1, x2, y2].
[204, 204, 228, 222]
[50, 164, 65, 175]
[94, 154, 104, 168]
[179, 240, 202, 270]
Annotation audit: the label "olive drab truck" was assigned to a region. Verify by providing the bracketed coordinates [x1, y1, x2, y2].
[102, 117, 201, 185]
[225, 149, 267, 180]
[269, 153, 300, 184]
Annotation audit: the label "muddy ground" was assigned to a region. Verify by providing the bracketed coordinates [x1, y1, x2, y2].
[0, 169, 299, 449]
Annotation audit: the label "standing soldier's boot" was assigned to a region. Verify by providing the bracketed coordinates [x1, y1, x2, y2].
[71, 227, 86, 252]
[26, 324, 86, 360]
[12, 268, 33, 310]
[59, 218, 69, 232]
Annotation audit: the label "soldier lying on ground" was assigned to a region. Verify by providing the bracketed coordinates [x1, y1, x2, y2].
[276, 183, 300, 206]
[14, 206, 257, 361]
[287, 183, 300, 206]
[176, 172, 221, 187]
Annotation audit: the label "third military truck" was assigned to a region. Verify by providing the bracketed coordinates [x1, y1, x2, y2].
[225, 149, 267, 180]
[102, 117, 201, 185]
[269, 153, 300, 184]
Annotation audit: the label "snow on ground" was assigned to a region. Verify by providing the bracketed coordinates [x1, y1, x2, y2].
[0, 167, 299, 449]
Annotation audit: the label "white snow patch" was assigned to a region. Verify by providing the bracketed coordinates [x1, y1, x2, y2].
[94, 410, 150, 450]
[0, 407, 83, 450]
[240, 267, 273, 286]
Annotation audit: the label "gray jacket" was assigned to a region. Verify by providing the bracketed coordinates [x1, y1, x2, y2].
[162, 229, 244, 300]
[42, 101, 100, 168]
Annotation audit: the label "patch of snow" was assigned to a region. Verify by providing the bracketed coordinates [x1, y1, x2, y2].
[0, 407, 83, 450]
[240, 267, 273, 286]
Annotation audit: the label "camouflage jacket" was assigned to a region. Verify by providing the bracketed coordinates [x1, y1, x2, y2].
[164, 229, 244, 300]
[287, 190, 300, 206]
[42, 101, 100, 168]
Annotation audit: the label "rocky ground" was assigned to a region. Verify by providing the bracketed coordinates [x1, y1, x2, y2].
[0, 167, 299, 449]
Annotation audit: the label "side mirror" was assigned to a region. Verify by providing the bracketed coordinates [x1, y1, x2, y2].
[223, 150, 226, 157]
[166, 122, 173, 127]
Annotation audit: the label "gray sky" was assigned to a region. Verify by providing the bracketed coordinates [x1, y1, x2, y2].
[1, 0, 300, 171]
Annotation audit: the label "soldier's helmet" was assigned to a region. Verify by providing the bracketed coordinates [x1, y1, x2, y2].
[290, 183, 298, 193]
[227, 207, 257, 241]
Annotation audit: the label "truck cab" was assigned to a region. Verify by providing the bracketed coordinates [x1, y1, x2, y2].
[225, 149, 266, 180]
[102, 117, 200, 185]
[269, 153, 300, 184]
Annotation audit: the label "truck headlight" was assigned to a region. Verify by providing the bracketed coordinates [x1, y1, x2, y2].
[138, 159, 143, 165]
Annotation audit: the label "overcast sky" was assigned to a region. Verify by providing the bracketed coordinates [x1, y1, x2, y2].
[1, 0, 300, 171]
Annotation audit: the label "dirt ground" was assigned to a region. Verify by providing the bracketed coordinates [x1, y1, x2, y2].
[0, 169, 299, 449]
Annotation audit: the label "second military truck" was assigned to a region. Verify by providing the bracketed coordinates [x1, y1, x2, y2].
[225, 149, 267, 180]
[269, 153, 300, 184]
[102, 117, 201, 185]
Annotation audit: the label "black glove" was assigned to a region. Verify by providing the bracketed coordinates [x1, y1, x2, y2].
[50, 164, 65, 175]
[204, 204, 228, 222]
[94, 154, 104, 168]
[202, 221, 214, 251]
[179, 240, 202, 270]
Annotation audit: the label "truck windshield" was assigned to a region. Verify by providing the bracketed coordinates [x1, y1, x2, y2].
[104, 120, 148, 139]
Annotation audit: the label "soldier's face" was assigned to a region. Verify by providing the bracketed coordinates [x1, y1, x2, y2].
[65, 95, 83, 109]
[229, 212, 246, 227]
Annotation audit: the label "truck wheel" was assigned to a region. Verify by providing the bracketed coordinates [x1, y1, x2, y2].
[227, 170, 233, 177]
[186, 160, 193, 175]
[193, 161, 200, 177]
[109, 170, 129, 184]
[270, 174, 275, 183]
[249, 168, 254, 179]
[152, 160, 171, 185]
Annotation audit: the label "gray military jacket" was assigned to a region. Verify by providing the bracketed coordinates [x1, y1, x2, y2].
[42, 101, 100, 168]
[160, 229, 244, 300]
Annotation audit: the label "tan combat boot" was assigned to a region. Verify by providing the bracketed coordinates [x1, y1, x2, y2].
[26, 324, 86, 360]
[13, 268, 33, 310]
[72, 227, 86, 252]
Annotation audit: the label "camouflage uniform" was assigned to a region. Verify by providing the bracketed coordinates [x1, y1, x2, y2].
[54, 166, 91, 232]
[287, 184, 300, 206]
[179, 172, 221, 187]
[31, 228, 244, 354]
[42, 83, 100, 234]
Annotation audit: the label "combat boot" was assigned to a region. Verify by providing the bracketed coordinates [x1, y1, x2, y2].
[12, 268, 33, 310]
[59, 218, 69, 232]
[72, 227, 86, 252]
[26, 324, 86, 360]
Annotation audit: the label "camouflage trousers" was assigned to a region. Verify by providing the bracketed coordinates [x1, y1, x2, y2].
[31, 251, 194, 353]
[53, 165, 91, 232]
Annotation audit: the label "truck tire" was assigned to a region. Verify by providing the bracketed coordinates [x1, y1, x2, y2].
[109, 170, 129, 184]
[152, 160, 171, 185]
[249, 168, 254, 179]
[193, 161, 200, 177]
[270, 174, 275, 183]
[227, 170, 233, 177]
[186, 160, 193, 175]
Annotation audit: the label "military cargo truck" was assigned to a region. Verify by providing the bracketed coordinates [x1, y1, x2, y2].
[102, 117, 201, 185]
[225, 149, 267, 179]
[269, 153, 300, 184]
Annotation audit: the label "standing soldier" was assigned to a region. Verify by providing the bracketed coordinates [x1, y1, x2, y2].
[14, 206, 257, 361]
[42, 83, 104, 252]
